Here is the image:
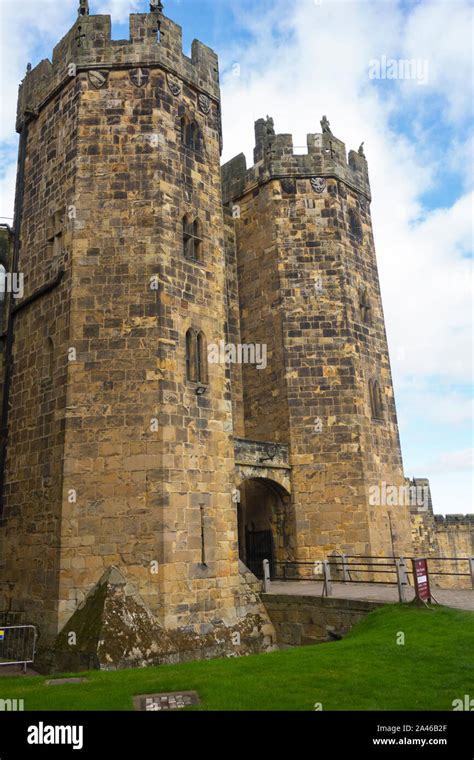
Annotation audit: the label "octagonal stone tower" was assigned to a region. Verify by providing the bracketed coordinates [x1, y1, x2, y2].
[222, 117, 413, 563]
[0, 3, 273, 666]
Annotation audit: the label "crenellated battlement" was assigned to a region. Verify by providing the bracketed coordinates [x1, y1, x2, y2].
[16, 7, 219, 131]
[434, 514, 474, 525]
[222, 115, 370, 204]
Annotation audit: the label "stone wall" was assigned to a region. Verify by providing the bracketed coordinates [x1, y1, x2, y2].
[410, 491, 473, 589]
[262, 592, 382, 646]
[0, 72, 78, 640]
[60, 53, 234, 633]
[0, 8, 274, 660]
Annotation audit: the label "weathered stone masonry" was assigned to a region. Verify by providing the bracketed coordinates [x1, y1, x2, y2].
[0, 6, 275, 664]
[222, 119, 413, 564]
[0, 4, 469, 669]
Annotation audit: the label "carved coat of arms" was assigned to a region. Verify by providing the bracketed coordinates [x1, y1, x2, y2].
[337, 181, 347, 199]
[281, 178, 296, 194]
[310, 177, 326, 193]
[130, 68, 149, 88]
[167, 72, 181, 97]
[198, 93, 211, 115]
[88, 70, 108, 90]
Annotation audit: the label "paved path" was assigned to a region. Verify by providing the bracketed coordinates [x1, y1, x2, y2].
[0, 664, 39, 677]
[267, 581, 474, 611]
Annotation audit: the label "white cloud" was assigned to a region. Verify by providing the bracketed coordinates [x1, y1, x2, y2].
[420, 470, 473, 516]
[96, 0, 141, 23]
[401, 0, 474, 123]
[0, 3, 73, 144]
[381, 192, 473, 386]
[0, 0, 471, 515]
[219, 0, 472, 513]
[0, 1, 140, 145]
[0, 158, 17, 224]
[422, 448, 473, 474]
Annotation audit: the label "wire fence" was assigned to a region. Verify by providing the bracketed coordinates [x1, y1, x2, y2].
[0, 625, 37, 672]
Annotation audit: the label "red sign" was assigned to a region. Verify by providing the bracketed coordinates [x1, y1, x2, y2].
[412, 558, 431, 602]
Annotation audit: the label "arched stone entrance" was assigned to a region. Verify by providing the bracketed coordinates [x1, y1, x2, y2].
[236, 476, 293, 578]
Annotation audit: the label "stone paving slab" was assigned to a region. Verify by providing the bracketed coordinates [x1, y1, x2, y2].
[133, 691, 200, 711]
[268, 581, 474, 611]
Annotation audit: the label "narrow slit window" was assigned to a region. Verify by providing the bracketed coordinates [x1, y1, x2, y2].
[181, 117, 199, 151]
[193, 219, 203, 262]
[183, 216, 203, 261]
[183, 216, 193, 259]
[197, 331, 208, 384]
[186, 328, 197, 382]
[349, 208, 363, 242]
[369, 379, 383, 420]
[359, 287, 371, 324]
[186, 329, 208, 386]
[47, 209, 63, 258]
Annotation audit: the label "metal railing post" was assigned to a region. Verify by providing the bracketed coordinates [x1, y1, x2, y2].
[342, 554, 350, 582]
[470, 557, 474, 589]
[396, 557, 410, 602]
[322, 560, 332, 597]
[263, 559, 271, 592]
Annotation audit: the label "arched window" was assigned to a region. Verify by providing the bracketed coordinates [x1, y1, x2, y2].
[181, 116, 199, 151]
[359, 286, 371, 324]
[197, 331, 208, 385]
[349, 208, 363, 242]
[193, 219, 203, 262]
[183, 215, 203, 261]
[186, 328, 197, 382]
[369, 379, 383, 420]
[186, 328, 208, 386]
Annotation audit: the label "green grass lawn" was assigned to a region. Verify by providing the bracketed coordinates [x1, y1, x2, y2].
[1, 605, 473, 711]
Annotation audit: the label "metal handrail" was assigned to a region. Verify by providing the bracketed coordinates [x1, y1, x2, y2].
[269, 554, 474, 587]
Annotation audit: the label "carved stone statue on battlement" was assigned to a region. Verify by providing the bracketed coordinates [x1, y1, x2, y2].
[265, 116, 275, 137]
[150, 0, 164, 12]
[320, 115, 332, 134]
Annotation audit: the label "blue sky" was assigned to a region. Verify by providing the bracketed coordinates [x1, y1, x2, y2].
[0, 0, 472, 514]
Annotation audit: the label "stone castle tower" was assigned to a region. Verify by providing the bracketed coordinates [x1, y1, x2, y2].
[0, 2, 426, 668]
[222, 117, 414, 567]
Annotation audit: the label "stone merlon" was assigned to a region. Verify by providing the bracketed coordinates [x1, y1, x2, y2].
[221, 116, 370, 205]
[16, 10, 219, 131]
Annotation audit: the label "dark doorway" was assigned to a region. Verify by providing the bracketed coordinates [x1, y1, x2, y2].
[245, 527, 274, 578]
[237, 477, 293, 579]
